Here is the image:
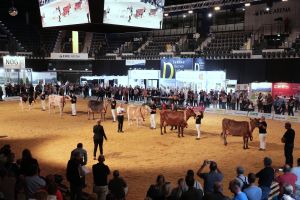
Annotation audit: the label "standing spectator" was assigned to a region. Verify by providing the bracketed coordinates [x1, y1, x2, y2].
[93, 120, 107, 159]
[235, 166, 248, 190]
[71, 143, 87, 166]
[66, 151, 83, 200]
[0, 86, 3, 101]
[256, 157, 275, 200]
[116, 103, 125, 133]
[70, 92, 77, 116]
[111, 97, 117, 122]
[40, 92, 46, 111]
[291, 158, 300, 199]
[108, 170, 128, 200]
[150, 101, 157, 129]
[195, 111, 204, 140]
[276, 165, 297, 197]
[202, 182, 230, 200]
[281, 122, 295, 167]
[93, 155, 110, 200]
[243, 173, 262, 200]
[180, 176, 203, 200]
[197, 160, 224, 194]
[185, 170, 203, 190]
[288, 96, 295, 116]
[258, 116, 268, 151]
[228, 179, 248, 200]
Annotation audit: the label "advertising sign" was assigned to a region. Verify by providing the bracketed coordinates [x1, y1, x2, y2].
[3, 56, 25, 69]
[194, 58, 205, 71]
[126, 60, 146, 67]
[50, 53, 88, 60]
[160, 58, 193, 79]
[272, 82, 300, 98]
[128, 70, 159, 79]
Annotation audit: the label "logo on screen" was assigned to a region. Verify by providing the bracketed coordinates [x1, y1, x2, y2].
[161, 62, 175, 79]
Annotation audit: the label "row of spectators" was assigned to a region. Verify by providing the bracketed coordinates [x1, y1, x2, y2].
[1, 143, 300, 200]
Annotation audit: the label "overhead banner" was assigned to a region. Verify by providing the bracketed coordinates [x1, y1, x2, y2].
[3, 56, 25, 69]
[128, 70, 160, 79]
[50, 53, 88, 60]
[272, 82, 300, 98]
[160, 58, 193, 79]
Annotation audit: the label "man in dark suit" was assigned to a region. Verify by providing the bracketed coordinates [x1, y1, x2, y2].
[93, 120, 107, 160]
[282, 122, 295, 167]
[66, 151, 83, 200]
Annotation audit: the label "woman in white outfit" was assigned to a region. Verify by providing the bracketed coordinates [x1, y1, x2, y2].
[258, 116, 267, 151]
[195, 111, 204, 140]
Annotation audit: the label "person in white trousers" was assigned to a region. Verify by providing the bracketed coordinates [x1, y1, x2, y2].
[40, 92, 46, 111]
[195, 111, 204, 140]
[70, 93, 77, 116]
[258, 116, 267, 151]
[150, 101, 157, 129]
[111, 97, 117, 122]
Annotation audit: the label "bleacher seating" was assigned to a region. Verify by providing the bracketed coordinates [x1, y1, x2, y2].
[203, 31, 251, 59]
[61, 31, 85, 53]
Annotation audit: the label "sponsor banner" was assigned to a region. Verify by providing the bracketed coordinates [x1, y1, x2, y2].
[214, 109, 226, 115]
[128, 70, 159, 79]
[225, 110, 236, 115]
[236, 84, 249, 91]
[233, 110, 249, 116]
[3, 56, 25, 69]
[126, 60, 146, 67]
[204, 108, 216, 113]
[248, 111, 260, 118]
[286, 115, 300, 122]
[50, 53, 88, 60]
[194, 58, 205, 71]
[258, 113, 273, 119]
[272, 82, 300, 98]
[273, 114, 288, 121]
[160, 58, 193, 79]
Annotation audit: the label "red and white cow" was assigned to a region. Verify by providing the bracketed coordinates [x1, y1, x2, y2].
[48, 95, 68, 117]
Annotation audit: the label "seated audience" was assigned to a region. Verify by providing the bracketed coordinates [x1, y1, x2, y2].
[235, 166, 248, 190]
[203, 182, 230, 200]
[24, 164, 46, 198]
[291, 158, 300, 199]
[256, 157, 275, 200]
[170, 178, 185, 200]
[0, 168, 16, 200]
[185, 170, 203, 190]
[92, 155, 110, 200]
[243, 173, 262, 200]
[276, 165, 297, 197]
[45, 175, 63, 200]
[228, 179, 248, 200]
[108, 170, 128, 200]
[146, 175, 169, 200]
[282, 184, 295, 200]
[197, 160, 223, 194]
[19, 149, 40, 176]
[180, 176, 203, 200]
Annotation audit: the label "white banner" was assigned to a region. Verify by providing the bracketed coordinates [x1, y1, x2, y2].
[128, 70, 159, 79]
[50, 53, 88, 60]
[273, 114, 288, 121]
[126, 60, 146, 66]
[3, 56, 25, 69]
[233, 110, 249, 117]
[258, 113, 274, 119]
[248, 111, 260, 118]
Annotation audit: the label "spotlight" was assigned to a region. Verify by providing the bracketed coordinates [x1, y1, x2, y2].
[53, 68, 56, 71]
[266, 7, 270, 11]
[208, 13, 213, 18]
[188, 10, 193, 14]
[69, 68, 72, 71]
[214, 6, 221, 11]
[282, 0, 288, 1]
[85, 69, 88, 71]
[164, 13, 168, 17]
[183, 14, 186, 18]
[245, 3, 251, 7]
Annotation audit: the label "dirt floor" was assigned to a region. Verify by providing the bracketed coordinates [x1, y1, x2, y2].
[0, 99, 300, 199]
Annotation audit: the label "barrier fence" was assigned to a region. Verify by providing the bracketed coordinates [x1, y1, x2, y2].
[204, 108, 300, 123]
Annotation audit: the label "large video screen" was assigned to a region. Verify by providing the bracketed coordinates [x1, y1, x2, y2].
[103, 0, 165, 29]
[39, 0, 91, 27]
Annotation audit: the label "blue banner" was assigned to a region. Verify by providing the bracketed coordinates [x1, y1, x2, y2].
[160, 58, 193, 79]
[194, 58, 205, 70]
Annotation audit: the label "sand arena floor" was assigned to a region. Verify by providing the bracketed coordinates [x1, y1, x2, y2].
[0, 99, 300, 199]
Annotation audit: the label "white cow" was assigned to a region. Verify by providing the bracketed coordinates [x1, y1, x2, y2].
[127, 105, 149, 127]
[48, 94, 68, 117]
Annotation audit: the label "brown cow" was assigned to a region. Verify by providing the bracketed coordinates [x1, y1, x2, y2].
[87, 100, 109, 120]
[221, 118, 259, 149]
[160, 108, 196, 137]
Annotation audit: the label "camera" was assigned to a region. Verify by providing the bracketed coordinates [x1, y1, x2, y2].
[206, 160, 211, 164]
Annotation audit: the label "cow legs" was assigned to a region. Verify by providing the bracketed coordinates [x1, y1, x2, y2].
[223, 131, 228, 146]
[164, 125, 166, 134]
[243, 137, 249, 149]
[160, 125, 163, 135]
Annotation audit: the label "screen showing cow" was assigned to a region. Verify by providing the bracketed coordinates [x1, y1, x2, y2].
[103, 0, 165, 29]
[39, 0, 91, 27]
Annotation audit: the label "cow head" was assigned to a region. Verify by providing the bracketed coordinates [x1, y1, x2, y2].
[249, 118, 260, 132]
[186, 107, 196, 119]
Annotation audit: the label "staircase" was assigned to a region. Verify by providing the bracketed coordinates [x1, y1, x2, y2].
[82, 32, 93, 53]
[53, 30, 65, 53]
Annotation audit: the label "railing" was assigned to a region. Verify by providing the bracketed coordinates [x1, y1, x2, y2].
[210, 23, 245, 33]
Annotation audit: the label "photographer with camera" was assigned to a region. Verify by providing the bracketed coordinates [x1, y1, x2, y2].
[197, 160, 223, 194]
[258, 116, 268, 151]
